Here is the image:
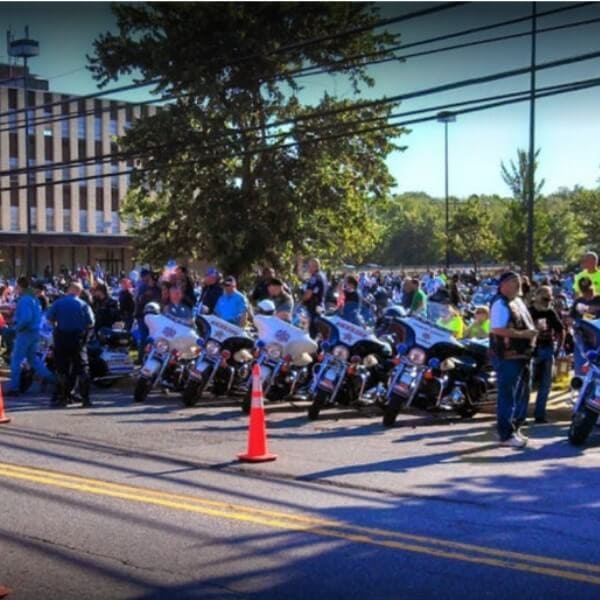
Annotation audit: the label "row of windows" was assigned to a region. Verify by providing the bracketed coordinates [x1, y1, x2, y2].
[6, 206, 122, 234]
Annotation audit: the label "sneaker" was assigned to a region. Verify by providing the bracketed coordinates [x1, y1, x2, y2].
[515, 428, 529, 441]
[500, 434, 528, 449]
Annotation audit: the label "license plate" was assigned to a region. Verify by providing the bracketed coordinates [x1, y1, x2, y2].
[394, 382, 410, 395]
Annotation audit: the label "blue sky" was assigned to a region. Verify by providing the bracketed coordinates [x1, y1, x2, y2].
[1, 1, 599, 198]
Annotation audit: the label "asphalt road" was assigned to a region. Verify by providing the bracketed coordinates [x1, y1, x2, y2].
[1, 380, 599, 599]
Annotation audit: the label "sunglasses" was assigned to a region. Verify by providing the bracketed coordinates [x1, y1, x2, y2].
[224, 283, 234, 288]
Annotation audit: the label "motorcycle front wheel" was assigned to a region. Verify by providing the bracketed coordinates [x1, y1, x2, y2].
[568, 407, 598, 446]
[307, 389, 329, 421]
[182, 377, 207, 408]
[382, 396, 401, 428]
[134, 376, 153, 403]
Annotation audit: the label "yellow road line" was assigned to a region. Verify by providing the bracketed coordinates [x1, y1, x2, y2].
[0, 461, 599, 585]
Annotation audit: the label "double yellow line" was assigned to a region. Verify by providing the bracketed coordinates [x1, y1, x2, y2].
[0, 461, 598, 585]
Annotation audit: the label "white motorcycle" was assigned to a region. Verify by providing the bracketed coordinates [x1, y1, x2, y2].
[242, 314, 317, 413]
[181, 314, 254, 407]
[569, 318, 600, 445]
[134, 309, 200, 403]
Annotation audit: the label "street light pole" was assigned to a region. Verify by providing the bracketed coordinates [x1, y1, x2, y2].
[7, 26, 39, 278]
[437, 111, 456, 271]
[526, 3, 537, 279]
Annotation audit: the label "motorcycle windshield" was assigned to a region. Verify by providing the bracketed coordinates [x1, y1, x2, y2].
[426, 302, 465, 340]
[335, 301, 376, 328]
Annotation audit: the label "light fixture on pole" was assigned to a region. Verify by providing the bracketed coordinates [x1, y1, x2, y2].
[436, 110, 456, 271]
[7, 26, 39, 278]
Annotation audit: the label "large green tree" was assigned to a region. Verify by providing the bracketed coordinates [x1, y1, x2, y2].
[449, 196, 501, 273]
[89, 2, 403, 275]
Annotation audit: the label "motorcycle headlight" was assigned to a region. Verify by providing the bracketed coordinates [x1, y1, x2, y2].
[155, 339, 170, 353]
[363, 354, 378, 368]
[206, 340, 222, 357]
[408, 348, 426, 365]
[440, 358, 456, 372]
[266, 343, 283, 361]
[332, 345, 350, 361]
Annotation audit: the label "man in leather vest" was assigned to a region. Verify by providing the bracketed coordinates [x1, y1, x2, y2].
[490, 271, 537, 448]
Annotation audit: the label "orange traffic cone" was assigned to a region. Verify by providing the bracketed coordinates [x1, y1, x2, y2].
[0, 385, 10, 425]
[238, 364, 277, 463]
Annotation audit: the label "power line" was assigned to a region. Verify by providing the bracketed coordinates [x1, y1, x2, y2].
[2, 3, 594, 133]
[3, 75, 599, 194]
[4, 75, 598, 180]
[294, 13, 600, 80]
[0, 3, 466, 120]
[5, 47, 600, 181]
[286, 2, 594, 79]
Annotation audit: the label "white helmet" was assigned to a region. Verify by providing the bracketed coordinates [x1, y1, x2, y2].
[256, 299, 276, 315]
[143, 302, 161, 316]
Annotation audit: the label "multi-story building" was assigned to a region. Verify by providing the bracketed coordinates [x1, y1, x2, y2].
[0, 63, 155, 277]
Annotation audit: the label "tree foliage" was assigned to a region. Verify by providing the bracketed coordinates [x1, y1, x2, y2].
[89, 2, 403, 275]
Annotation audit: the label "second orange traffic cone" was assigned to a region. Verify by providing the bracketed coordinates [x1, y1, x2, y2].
[0, 385, 10, 425]
[238, 364, 277, 463]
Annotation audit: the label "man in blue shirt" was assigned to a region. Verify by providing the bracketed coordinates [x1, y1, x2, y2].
[5, 277, 55, 396]
[302, 258, 328, 338]
[214, 276, 249, 326]
[46, 281, 95, 407]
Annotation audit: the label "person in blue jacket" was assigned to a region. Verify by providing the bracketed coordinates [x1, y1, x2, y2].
[4, 276, 55, 396]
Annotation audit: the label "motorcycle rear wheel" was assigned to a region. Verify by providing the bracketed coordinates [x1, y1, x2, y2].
[568, 407, 598, 446]
[134, 377, 152, 403]
[307, 389, 329, 421]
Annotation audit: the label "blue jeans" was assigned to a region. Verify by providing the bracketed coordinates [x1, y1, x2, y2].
[9, 330, 55, 392]
[532, 346, 554, 420]
[493, 357, 531, 440]
[136, 317, 149, 362]
[573, 332, 586, 376]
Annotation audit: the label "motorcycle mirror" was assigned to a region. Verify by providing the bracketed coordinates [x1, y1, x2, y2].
[570, 376, 584, 391]
[428, 357, 441, 370]
[396, 343, 408, 356]
[256, 340, 266, 349]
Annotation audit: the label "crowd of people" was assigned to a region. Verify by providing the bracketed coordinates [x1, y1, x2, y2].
[2, 250, 600, 450]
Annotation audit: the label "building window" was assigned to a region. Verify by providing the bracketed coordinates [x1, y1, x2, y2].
[112, 212, 120, 234]
[80, 209, 88, 233]
[7, 111, 18, 132]
[10, 206, 19, 232]
[63, 208, 71, 232]
[31, 206, 37, 231]
[61, 118, 70, 138]
[46, 208, 55, 232]
[9, 158, 18, 186]
[43, 126, 53, 137]
[96, 210, 104, 233]
[109, 118, 118, 136]
[94, 116, 102, 141]
[78, 116, 86, 139]
[26, 109, 35, 135]
[45, 165, 53, 182]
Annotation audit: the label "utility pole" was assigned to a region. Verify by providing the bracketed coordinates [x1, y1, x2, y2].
[526, 3, 536, 279]
[437, 111, 456, 271]
[7, 26, 39, 278]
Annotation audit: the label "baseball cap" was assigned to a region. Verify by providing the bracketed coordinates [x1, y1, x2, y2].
[223, 276, 236, 286]
[140, 268, 151, 277]
[206, 267, 220, 277]
[498, 271, 519, 285]
[269, 277, 284, 287]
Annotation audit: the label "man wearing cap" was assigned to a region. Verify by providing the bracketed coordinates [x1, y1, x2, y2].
[490, 271, 537, 448]
[574, 251, 600, 295]
[134, 269, 160, 362]
[268, 278, 294, 322]
[302, 258, 328, 338]
[214, 277, 250, 326]
[164, 283, 194, 324]
[46, 281, 95, 407]
[199, 267, 224, 315]
[251, 267, 275, 304]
